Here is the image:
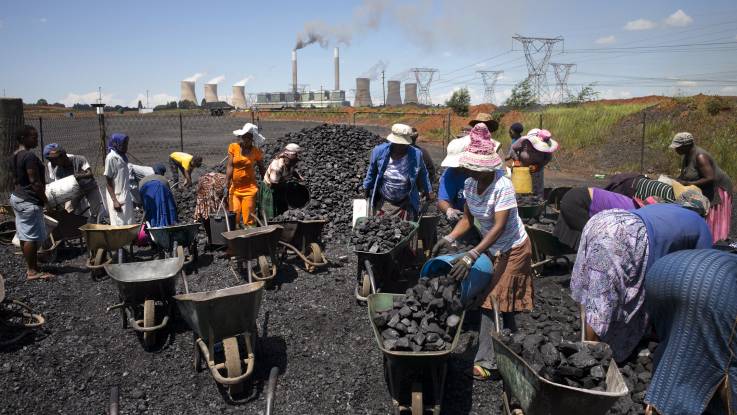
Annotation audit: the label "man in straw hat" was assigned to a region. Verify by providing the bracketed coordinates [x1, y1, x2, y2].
[431, 122, 533, 381]
[363, 123, 433, 220]
[510, 128, 559, 198]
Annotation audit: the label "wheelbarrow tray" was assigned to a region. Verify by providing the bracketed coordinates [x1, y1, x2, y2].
[353, 219, 419, 260]
[104, 256, 184, 303]
[492, 333, 629, 415]
[222, 225, 283, 260]
[79, 223, 140, 253]
[47, 210, 88, 242]
[148, 223, 201, 252]
[173, 281, 264, 345]
[367, 293, 465, 360]
[517, 202, 546, 220]
[525, 225, 576, 259]
[269, 219, 328, 246]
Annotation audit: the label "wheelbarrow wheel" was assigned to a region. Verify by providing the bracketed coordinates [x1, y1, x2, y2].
[223, 337, 243, 396]
[360, 271, 371, 298]
[309, 243, 322, 264]
[258, 256, 270, 280]
[411, 382, 423, 415]
[92, 248, 106, 277]
[143, 300, 155, 348]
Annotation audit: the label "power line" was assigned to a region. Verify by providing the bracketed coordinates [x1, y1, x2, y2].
[477, 70, 504, 104]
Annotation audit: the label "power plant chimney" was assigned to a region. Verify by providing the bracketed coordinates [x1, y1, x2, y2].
[180, 81, 197, 104]
[292, 50, 298, 94]
[386, 80, 402, 106]
[354, 78, 372, 107]
[204, 83, 219, 103]
[232, 85, 247, 109]
[334, 47, 340, 91]
[404, 83, 418, 104]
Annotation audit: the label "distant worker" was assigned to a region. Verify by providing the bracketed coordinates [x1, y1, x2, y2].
[264, 143, 304, 217]
[225, 125, 266, 227]
[104, 133, 134, 225]
[128, 163, 157, 206]
[169, 151, 203, 188]
[410, 127, 436, 184]
[510, 128, 559, 198]
[43, 143, 102, 222]
[140, 165, 177, 228]
[505, 122, 524, 161]
[670, 132, 733, 242]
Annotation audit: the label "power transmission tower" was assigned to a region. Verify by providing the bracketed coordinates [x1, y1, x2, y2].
[550, 63, 576, 103]
[512, 35, 563, 103]
[477, 70, 504, 105]
[410, 68, 438, 105]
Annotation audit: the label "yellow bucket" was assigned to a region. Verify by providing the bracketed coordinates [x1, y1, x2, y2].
[511, 167, 533, 194]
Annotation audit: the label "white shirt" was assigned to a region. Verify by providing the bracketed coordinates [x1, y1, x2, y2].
[104, 151, 131, 203]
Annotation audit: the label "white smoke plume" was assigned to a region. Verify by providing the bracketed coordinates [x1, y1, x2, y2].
[361, 60, 389, 80]
[207, 75, 225, 85]
[294, 0, 388, 49]
[183, 72, 204, 82]
[234, 76, 253, 87]
[389, 69, 412, 81]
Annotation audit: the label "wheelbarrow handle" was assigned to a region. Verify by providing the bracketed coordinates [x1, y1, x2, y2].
[130, 315, 170, 332]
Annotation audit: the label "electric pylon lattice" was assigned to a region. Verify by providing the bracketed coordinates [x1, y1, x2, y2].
[410, 68, 438, 105]
[477, 70, 504, 105]
[512, 35, 563, 103]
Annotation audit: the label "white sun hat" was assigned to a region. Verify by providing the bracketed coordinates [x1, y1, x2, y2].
[386, 123, 414, 145]
[441, 136, 471, 168]
[233, 123, 266, 147]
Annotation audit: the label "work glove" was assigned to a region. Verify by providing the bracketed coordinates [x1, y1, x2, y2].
[431, 235, 455, 257]
[449, 249, 480, 281]
[445, 207, 462, 221]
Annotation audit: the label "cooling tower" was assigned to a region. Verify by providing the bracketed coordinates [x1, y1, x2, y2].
[386, 80, 402, 106]
[404, 83, 418, 104]
[204, 84, 218, 103]
[354, 78, 372, 107]
[232, 86, 247, 109]
[292, 50, 298, 94]
[180, 81, 197, 104]
[334, 47, 340, 91]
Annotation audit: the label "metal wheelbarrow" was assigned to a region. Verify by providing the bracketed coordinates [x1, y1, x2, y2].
[354, 218, 419, 302]
[79, 223, 140, 273]
[525, 225, 575, 275]
[147, 223, 201, 270]
[0, 274, 45, 347]
[222, 225, 283, 283]
[517, 201, 546, 222]
[368, 293, 465, 415]
[174, 281, 264, 398]
[490, 298, 629, 415]
[104, 255, 186, 349]
[269, 219, 329, 273]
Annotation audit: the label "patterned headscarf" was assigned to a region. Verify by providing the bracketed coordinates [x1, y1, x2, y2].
[108, 133, 129, 162]
[43, 143, 65, 159]
[458, 124, 503, 172]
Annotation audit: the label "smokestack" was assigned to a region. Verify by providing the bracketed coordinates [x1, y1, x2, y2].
[180, 81, 197, 104]
[386, 81, 402, 106]
[292, 50, 298, 94]
[334, 47, 340, 91]
[404, 83, 418, 104]
[204, 84, 218, 103]
[232, 85, 247, 109]
[354, 78, 372, 107]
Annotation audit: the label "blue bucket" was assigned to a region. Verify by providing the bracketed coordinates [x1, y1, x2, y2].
[420, 254, 493, 308]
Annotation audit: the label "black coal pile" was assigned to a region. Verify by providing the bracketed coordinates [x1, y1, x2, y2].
[500, 332, 612, 390]
[606, 342, 656, 414]
[517, 195, 545, 206]
[260, 124, 383, 240]
[272, 207, 326, 222]
[352, 216, 414, 253]
[373, 276, 463, 352]
[172, 186, 197, 222]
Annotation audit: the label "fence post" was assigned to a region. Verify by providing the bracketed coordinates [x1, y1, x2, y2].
[640, 111, 646, 174]
[38, 117, 44, 159]
[538, 112, 543, 129]
[352, 112, 356, 126]
[179, 112, 184, 152]
[251, 110, 255, 124]
[445, 112, 451, 157]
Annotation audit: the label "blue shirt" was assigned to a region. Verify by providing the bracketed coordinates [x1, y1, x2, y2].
[630, 203, 712, 271]
[363, 142, 431, 215]
[438, 168, 468, 210]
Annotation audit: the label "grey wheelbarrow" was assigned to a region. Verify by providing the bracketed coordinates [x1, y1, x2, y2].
[104, 255, 187, 349]
[79, 223, 140, 275]
[147, 222, 201, 271]
[222, 225, 283, 283]
[174, 281, 264, 399]
[269, 218, 329, 273]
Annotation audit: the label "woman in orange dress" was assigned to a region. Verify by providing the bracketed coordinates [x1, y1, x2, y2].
[224, 131, 265, 227]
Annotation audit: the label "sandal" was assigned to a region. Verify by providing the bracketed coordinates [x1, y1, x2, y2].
[27, 272, 54, 281]
[466, 364, 496, 381]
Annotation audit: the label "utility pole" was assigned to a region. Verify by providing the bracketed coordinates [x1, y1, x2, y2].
[477, 70, 504, 105]
[381, 70, 386, 106]
[146, 89, 150, 108]
[410, 68, 439, 105]
[512, 35, 564, 103]
[551, 63, 576, 103]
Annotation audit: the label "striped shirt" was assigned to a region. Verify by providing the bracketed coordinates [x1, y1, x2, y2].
[634, 178, 675, 202]
[380, 155, 411, 202]
[464, 171, 527, 255]
[264, 156, 295, 185]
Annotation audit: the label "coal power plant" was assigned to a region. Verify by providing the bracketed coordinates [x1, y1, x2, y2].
[255, 47, 348, 109]
[231, 85, 247, 109]
[204, 83, 219, 103]
[354, 77, 373, 107]
[386, 80, 402, 106]
[404, 83, 418, 104]
[180, 81, 197, 104]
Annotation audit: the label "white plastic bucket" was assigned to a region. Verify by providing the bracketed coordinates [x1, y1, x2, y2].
[45, 175, 81, 208]
[352, 199, 368, 228]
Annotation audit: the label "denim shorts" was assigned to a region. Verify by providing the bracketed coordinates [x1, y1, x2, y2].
[10, 194, 47, 242]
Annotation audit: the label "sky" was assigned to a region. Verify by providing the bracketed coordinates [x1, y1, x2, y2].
[1, 0, 736, 107]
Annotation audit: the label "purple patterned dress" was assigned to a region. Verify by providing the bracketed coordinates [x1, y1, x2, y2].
[570, 209, 650, 362]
